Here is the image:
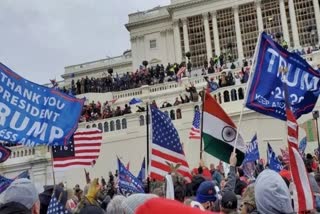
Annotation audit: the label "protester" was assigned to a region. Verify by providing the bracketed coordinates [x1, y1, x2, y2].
[254, 169, 293, 213]
[106, 195, 126, 214]
[66, 185, 83, 213]
[220, 191, 238, 214]
[240, 184, 257, 214]
[0, 178, 40, 214]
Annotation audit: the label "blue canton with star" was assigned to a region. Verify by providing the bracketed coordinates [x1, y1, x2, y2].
[151, 107, 183, 153]
[47, 196, 70, 214]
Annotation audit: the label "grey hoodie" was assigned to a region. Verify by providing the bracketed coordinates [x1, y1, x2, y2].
[255, 169, 294, 214]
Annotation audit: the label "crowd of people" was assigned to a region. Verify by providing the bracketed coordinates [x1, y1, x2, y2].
[1, 151, 320, 213]
[79, 101, 132, 122]
[59, 55, 248, 96]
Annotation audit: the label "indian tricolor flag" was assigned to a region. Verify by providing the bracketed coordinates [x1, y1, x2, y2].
[202, 92, 246, 166]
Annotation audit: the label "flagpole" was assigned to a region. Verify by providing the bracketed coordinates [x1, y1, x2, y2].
[233, 32, 262, 152]
[200, 88, 206, 159]
[146, 103, 150, 193]
[50, 147, 56, 186]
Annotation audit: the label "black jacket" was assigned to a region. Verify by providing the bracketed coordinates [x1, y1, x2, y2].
[0, 202, 31, 214]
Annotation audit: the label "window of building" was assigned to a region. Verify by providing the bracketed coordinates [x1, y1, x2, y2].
[150, 39, 157, 49]
[92, 124, 97, 128]
[116, 119, 121, 130]
[294, 0, 319, 46]
[110, 121, 115, 131]
[239, 3, 259, 58]
[176, 109, 182, 119]
[187, 15, 207, 68]
[261, 0, 282, 37]
[122, 119, 127, 129]
[170, 110, 176, 120]
[139, 115, 145, 126]
[104, 122, 109, 132]
[98, 123, 103, 132]
[217, 8, 238, 62]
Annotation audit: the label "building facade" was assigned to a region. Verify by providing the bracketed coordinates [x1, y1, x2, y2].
[127, 0, 320, 69]
[1, 0, 320, 191]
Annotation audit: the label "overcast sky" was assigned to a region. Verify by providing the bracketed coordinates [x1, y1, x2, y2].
[0, 0, 170, 84]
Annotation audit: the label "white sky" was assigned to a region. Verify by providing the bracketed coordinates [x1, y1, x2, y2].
[0, 0, 170, 84]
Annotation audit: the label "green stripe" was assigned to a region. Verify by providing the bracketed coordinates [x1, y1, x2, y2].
[203, 133, 245, 166]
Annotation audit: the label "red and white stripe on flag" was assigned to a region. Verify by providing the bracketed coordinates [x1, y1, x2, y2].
[53, 128, 102, 170]
[286, 109, 314, 212]
[189, 127, 200, 139]
[150, 144, 192, 182]
[177, 66, 186, 78]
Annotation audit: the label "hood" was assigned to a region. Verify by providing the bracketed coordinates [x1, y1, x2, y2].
[0, 202, 31, 214]
[255, 169, 293, 214]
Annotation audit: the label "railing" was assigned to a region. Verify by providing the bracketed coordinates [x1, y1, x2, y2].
[112, 67, 244, 100]
[8, 146, 36, 159]
[113, 87, 143, 99]
[65, 55, 132, 74]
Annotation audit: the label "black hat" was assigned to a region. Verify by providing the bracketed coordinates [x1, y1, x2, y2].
[221, 191, 237, 209]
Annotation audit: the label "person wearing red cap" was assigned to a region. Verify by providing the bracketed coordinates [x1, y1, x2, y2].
[135, 198, 219, 214]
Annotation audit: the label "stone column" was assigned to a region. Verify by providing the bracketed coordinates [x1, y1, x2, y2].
[233, 5, 244, 60]
[312, 0, 320, 45]
[288, 0, 300, 48]
[160, 30, 168, 64]
[182, 18, 190, 54]
[279, 0, 290, 45]
[173, 20, 183, 62]
[203, 12, 213, 60]
[211, 11, 221, 56]
[256, 0, 264, 32]
[130, 36, 138, 69]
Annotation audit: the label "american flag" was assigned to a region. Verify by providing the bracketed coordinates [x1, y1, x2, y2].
[150, 107, 192, 181]
[52, 128, 102, 170]
[47, 195, 70, 214]
[286, 108, 314, 212]
[189, 109, 201, 139]
[177, 66, 186, 78]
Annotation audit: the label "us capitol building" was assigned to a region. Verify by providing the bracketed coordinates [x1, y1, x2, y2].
[1, 0, 320, 191]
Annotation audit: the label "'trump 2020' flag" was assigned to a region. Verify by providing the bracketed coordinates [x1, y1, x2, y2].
[243, 134, 260, 164]
[246, 32, 320, 121]
[150, 107, 192, 181]
[189, 108, 201, 140]
[52, 129, 102, 170]
[0, 63, 84, 146]
[267, 143, 283, 172]
[242, 134, 260, 178]
[202, 92, 246, 166]
[286, 108, 314, 212]
[118, 158, 144, 195]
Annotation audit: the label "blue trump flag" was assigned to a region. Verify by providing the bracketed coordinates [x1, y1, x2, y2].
[243, 134, 260, 164]
[267, 143, 283, 172]
[299, 137, 307, 154]
[137, 157, 146, 182]
[117, 158, 144, 196]
[246, 32, 320, 121]
[0, 63, 84, 146]
[242, 134, 260, 179]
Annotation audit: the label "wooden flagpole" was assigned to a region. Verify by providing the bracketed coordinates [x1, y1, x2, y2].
[50, 146, 56, 186]
[233, 32, 263, 152]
